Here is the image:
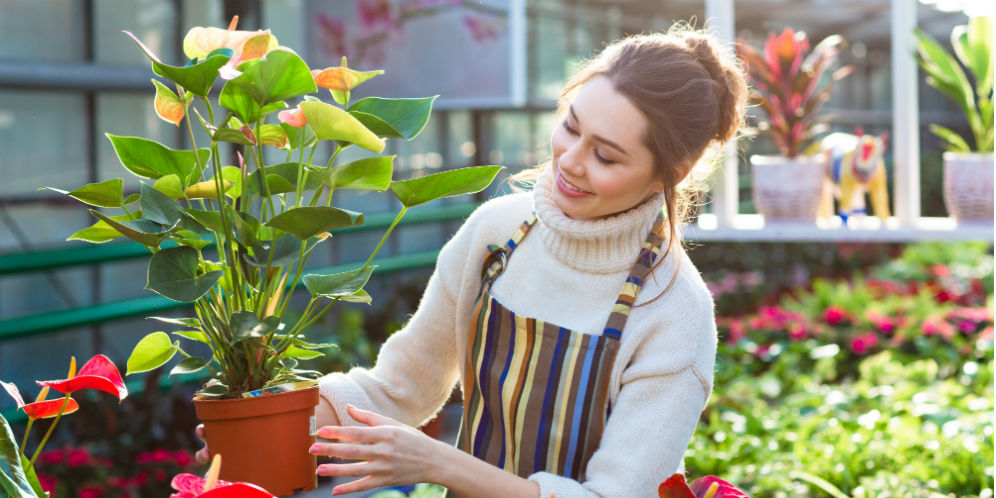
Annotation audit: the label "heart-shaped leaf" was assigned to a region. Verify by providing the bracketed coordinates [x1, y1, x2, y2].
[348, 96, 438, 140]
[230, 310, 281, 340]
[389, 166, 502, 207]
[153, 174, 185, 199]
[125, 30, 232, 97]
[243, 234, 316, 268]
[127, 332, 180, 375]
[322, 156, 394, 191]
[145, 246, 224, 302]
[42, 178, 124, 208]
[300, 101, 385, 153]
[180, 209, 224, 234]
[220, 50, 316, 122]
[303, 266, 376, 300]
[213, 127, 255, 145]
[0, 416, 36, 498]
[152, 79, 187, 126]
[266, 207, 364, 240]
[106, 134, 210, 187]
[282, 347, 323, 360]
[244, 163, 324, 196]
[149, 316, 201, 328]
[140, 182, 182, 225]
[282, 122, 317, 150]
[170, 356, 210, 375]
[88, 209, 170, 248]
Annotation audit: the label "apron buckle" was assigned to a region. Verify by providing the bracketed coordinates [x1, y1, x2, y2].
[481, 247, 508, 280]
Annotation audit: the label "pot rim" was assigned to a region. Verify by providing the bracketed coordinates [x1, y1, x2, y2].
[749, 153, 824, 166]
[942, 151, 995, 161]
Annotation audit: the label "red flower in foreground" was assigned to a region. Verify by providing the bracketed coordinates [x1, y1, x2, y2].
[659, 473, 749, 498]
[171, 454, 275, 498]
[1, 381, 80, 419]
[36, 354, 128, 401]
[823, 306, 847, 326]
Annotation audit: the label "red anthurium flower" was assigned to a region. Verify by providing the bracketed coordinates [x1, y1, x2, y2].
[36, 354, 128, 401]
[660, 473, 750, 498]
[171, 454, 274, 498]
[311, 65, 383, 92]
[1, 381, 80, 419]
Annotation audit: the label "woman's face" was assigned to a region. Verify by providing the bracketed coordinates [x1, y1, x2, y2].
[549, 75, 663, 220]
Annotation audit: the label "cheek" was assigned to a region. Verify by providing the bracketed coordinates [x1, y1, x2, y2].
[550, 127, 570, 158]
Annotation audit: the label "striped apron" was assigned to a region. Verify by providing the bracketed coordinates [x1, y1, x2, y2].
[456, 210, 667, 483]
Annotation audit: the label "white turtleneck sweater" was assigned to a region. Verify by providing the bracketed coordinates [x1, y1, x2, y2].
[318, 167, 718, 498]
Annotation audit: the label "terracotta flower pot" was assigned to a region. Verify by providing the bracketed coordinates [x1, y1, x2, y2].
[194, 386, 320, 496]
[750, 154, 825, 223]
[943, 152, 994, 223]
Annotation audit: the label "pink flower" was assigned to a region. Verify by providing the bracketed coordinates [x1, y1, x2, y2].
[726, 319, 747, 344]
[922, 317, 941, 336]
[79, 486, 104, 498]
[67, 448, 90, 467]
[175, 450, 196, 467]
[278, 106, 307, 128]
[39, 450, 63, 465]
[850, 332, 878, 354]
[36, 473, 58, 495]
[823, 306, 846, 326]
[659, 473, 749, 497]
[866, 311, 896, 335]
[788, 323, 807, 340]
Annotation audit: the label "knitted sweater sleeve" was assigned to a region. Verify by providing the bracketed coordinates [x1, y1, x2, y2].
[316, 202, 489, 429]
[527, 286, 718, 498]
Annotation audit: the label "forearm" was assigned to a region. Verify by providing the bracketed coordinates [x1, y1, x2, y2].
[316, 396, 340, 427]
[431, 443, 539, 498]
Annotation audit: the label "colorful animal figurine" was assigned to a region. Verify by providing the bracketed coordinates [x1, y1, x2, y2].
[809, 129, 891, 224]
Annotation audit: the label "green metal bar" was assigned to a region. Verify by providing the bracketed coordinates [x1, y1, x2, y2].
[0, 202, 478, 276]
[0, 250, 440, 341]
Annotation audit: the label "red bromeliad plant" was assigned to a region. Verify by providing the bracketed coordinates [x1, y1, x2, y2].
[736, 28, 853, 158]
[1, 355, 128, 498]
[659, 473, 750, 498]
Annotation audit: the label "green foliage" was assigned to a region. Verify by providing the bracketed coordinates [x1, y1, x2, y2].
[43, 23, 503, 398]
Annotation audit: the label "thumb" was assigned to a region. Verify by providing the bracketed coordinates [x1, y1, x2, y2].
[346, 404, 399, 427]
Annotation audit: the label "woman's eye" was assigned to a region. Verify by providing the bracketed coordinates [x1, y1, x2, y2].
[562, 121, 578, 135]
[594, 150, 614, 164]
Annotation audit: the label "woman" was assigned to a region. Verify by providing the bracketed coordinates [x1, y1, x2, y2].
[199, 25, 747, 498]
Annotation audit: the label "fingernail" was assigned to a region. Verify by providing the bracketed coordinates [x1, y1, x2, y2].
[309, 444, 320, 453]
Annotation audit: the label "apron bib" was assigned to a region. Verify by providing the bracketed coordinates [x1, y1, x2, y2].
[456, 211, 667, 483]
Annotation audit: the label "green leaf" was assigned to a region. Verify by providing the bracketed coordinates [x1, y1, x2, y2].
[145, 246, 224, 302]
[282, 122, 317, 150]
[220, 50, 316, 122]
[149, 316, 201, 328]
[212, 127, 255, 146]
[915, 28, 977, 119]
[292, 338, 338, 349]
[19, 455, 46, 498]
[127, 332, 180, 375]
[153, 174, 185, 199]
[300, 101, 385, 153]
[230, 310, 281, 340]
[229, 208, 263, 250]
[389, 166, 502, 208]
[125, 30, 232, 97]
[140, 182, 182, 226]
[0, 415, 37, 498]
[266, 207, 364, 240]
[348, 96, 438, 140]
[243, 234, 313, 268]
[342, 288, 372, 304]
[282, 347, 323, 360]
[88, 209, 169, 248]
[180, 209, 224, 234]
[42, 178, 123, 208]
[244, 163, 325, 196]
[260, 124, 288, 148]
[106, 134, 210, 187]
[929, 124, 973, 153]
[172, 330, 209, 344]
[196, 383, 230, 397]
[171, 357, 210, 375]
[303, 266, 376, 300]
[322, 156, 394, 191]
[279, 357, 299, 369]
[958, 17, 993, 98]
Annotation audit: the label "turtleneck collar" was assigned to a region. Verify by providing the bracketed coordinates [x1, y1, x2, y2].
[530, 166, 667, 274]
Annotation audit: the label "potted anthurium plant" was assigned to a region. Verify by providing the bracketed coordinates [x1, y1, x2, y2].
[43, 17, 501, 495]
[915, 16, 994, 224]
[1, 355, 128, 498]
[736, 28, 852, 223]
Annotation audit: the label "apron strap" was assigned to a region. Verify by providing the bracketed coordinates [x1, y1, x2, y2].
[479, 213, 538, 291]
[601, 211, 667, 339]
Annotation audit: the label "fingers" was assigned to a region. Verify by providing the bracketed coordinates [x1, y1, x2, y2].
[196, 447, 210, 465]
[310, 442, 371, 460]
[318, 424, 396, 443]
[317, 461, 375, 478]
[346, 404, 401, 427]
[196, 423, 205, 440]
[331, 475, 383, 496]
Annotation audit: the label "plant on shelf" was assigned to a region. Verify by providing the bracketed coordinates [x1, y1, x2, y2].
[914, 16, 993, 154]
[1, 355, 128, 498]
[914, 16, 993, 222]
[42, 17, 501, 492]
[735, 28, 853, 223]
[736, 27, 853, 158]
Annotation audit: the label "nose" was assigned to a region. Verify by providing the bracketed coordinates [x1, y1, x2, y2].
[558, 140, 585, 176]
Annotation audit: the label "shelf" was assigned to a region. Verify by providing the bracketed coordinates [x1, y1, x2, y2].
[684, 214, 994, 242]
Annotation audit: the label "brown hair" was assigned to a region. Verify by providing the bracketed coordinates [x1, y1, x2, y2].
[511, 25, 748, 306]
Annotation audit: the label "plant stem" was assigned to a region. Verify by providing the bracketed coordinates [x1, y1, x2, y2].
[19, 418, 34, 455]
[28, 394, 72, 466]
[361, 207, 407, 270]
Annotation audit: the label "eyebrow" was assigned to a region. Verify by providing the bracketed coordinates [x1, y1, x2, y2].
[569, 105, 629, 157]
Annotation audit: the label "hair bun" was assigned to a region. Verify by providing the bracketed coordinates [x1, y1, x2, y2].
[682, 32, 747, 143]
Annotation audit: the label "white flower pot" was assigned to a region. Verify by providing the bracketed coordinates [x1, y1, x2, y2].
[943, 152, 994, 223]
[750, 154, 825, 223]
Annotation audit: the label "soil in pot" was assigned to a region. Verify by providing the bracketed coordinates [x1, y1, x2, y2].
[194, 385, 320, 496]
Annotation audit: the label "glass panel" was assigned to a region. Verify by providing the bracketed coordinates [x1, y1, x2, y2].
[446, 110, 473, 168]
[94, 0, 177, 65]
[530, 3, 568, 102]
[0, 91, 88, 197]
[490, 111, 531, 170]
[96, 93, 185, 190]
[0, 0, 85, 62]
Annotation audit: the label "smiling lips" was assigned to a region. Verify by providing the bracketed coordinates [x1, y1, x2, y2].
[556, 171, 593, 197]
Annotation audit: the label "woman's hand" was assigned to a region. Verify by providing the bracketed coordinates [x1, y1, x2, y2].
[311, 404, 448, 496]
